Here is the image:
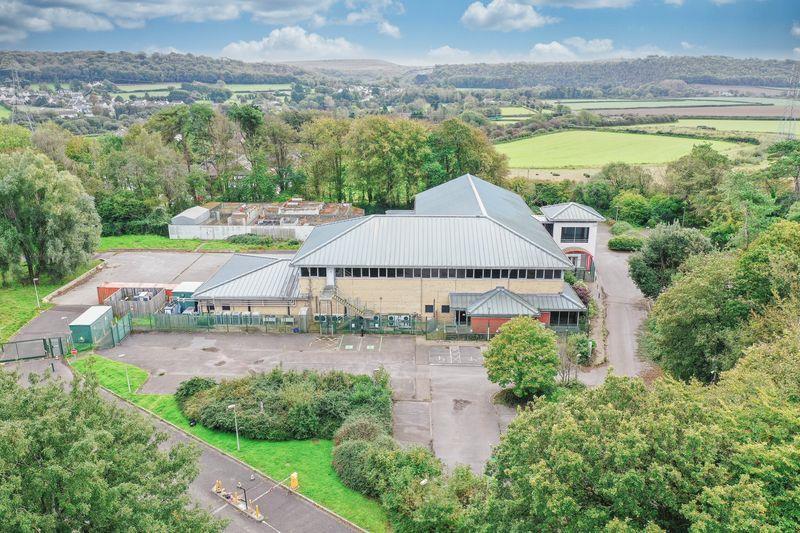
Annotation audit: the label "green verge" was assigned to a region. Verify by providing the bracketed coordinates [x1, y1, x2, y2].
[98, 234, 300, 253]
[0, 261, 101, 342]
[70, 354, 388, 532]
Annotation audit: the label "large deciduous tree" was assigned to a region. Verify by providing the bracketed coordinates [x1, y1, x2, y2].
[300, 117, 350, 202]
[628, 223, 713, 298]
[0, 369, 225, 531]
[429, 118, 508, 187]
[0, 150, 100, 282]
[483, 316, 559, 399]
[664, 143, 730, 226]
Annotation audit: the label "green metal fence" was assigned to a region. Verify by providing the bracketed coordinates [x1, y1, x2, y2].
[132, 312, 300, 334]
[0, 335, 73, 362]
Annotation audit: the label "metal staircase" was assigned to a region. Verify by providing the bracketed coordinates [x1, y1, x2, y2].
[319, 285, 374, 319]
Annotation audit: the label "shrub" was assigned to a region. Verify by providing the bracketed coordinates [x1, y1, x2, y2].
[178, 367, 393, 441]
[611, 191, 651, 226]
[334, 414, 388, 445]
[608, 235, 643, 251]
[571, 281, 591, 306]
[567, 333, 593, 366]
[175, 377, 216, 408]
[226, 233, 274, 246]
[610, 220, 634, 235]
[563, 270, 577, 284]
[332, 436, 398, 497]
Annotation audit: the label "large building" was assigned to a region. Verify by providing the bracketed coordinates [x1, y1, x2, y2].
[290, 174, 588, 332]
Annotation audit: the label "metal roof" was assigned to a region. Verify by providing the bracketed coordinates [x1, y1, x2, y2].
[451, 284, 586, 313]
[172, 281, 203, 294]
[70, 306, 112, 326]
[291, 215, 572, 268]
[194, 254, 300, 300]
[292, 174, 572, 269]
[170, 205, 210, 225]
[466, 287, 541, 317]
[540, 202, 606, 222]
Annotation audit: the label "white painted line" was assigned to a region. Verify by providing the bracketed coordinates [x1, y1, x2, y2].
[378, 336, 383, 352]
[357, 337, 363, 351]
[366, 345, 374, 351]
[212, 503, 229, 515]
[345, 345, 353, 350]
[337, 335, 344, 351]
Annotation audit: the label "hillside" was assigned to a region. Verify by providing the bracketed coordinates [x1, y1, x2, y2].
[0, 50, 310, 84]
[283, 59, 411, 78]
[409, 55, 799, 89]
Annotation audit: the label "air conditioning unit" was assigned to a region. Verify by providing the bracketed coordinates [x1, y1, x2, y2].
[387, 315, 398, 325]
[265, 316, 277, 323]
[313, 314, 323, 322]
[401, 315, 411, 323]
[133, 291, 153, 301]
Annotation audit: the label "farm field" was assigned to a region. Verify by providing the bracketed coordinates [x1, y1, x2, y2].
[625, 118, 798, 134]
[115, 82, 179, 92]
[558, 98, 755, 110]
[71, 355, 388, 532]
[114, 82, 290, 93]
[500, 106, 534, 116]
[594, 105, 792, 117]
[0, 104, 10, 119]
[496, 130, 739, 168]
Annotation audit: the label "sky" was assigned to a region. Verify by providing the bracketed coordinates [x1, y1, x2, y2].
[2, 1, 799, 65]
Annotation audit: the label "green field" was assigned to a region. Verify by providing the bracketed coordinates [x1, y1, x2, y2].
[630, 118, 797, 134]
[114, 82, 290, 94]
[0, 104, 10, 119]
[98, 234, 300, 252]
[71, 355, 388, 532]
[496, 130, 739, 168]
[115, 83, 180, 92]
[500, 106, 534, 116]
[558, 98, 754, 110]
[0, 261, 100, 342]
[224, 83, 291, 92]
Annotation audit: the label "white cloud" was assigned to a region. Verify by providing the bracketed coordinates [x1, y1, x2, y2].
[663, 0, 683, 5]
[143, 45, 184, 55]
[529, 36, 665, 62]
[709, 0, 735, 4]
[680, 41, 695, 50]
[221, 26, 362, 62]
[378, 20, 401, 38]
[461, 0, 557, 31]
[529, 0, 636, 8]
[792, 22, 800, 37]
[794, 48, 800, 56]
[427, 45, 473, 63]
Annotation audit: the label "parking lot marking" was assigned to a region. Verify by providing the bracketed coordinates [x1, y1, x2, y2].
[212, 503, 228, 515]
[344, 345, 353, 350]
[366, 345, 375, 350]
[357, 337, 363, 351]
[378, 336, 383, 352]
[337, 335, 344, 351]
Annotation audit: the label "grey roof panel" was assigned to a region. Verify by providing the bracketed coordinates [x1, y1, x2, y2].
[451, 285, 586, 312]
[466, 287, 541, 317]
[291, 215, 572, 268]
[540, 202, 606, 222]
[195, 254, 300, 300]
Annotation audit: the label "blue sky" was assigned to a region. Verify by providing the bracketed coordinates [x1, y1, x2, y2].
[2, 1, 798, 65]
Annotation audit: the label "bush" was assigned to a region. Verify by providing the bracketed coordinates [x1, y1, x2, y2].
[608, 235, 643, 251]
[175, 377, 216, 408]
[567, 333, 593, 365]
[332, 436, 398, 497]
[333, 414, 389, 445]
[179, 367, 393, 441]
[226, 233, 274, 245]
[571, 281, 591, 306]
[563, 270, 577, 284]
[610, 220, 634, 235]
[611, 191, 651, 226]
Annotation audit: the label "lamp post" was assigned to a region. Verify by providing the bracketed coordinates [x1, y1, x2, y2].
[32, 277, 41, 309]
[236, 481, 249, 510]
[117, 353, 131, 393]
[228, 404, 240, 451]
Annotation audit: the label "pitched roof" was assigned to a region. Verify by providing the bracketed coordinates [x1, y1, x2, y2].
[466, 287, 541, 317]
[450, 284, 586, 313]
[291, 174, 572, 269]
[539, 202, 606, 222]
[194, 254, 300, 300]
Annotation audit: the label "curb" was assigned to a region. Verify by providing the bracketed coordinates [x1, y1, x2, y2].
[66, 361, 366, 533]
[42, 259, 106, 304]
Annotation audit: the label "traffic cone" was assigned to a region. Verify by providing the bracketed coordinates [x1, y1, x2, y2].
[290, 472, 299, 490]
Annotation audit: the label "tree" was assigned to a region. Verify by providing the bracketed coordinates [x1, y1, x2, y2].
[300, 117, 350, 201]
[429, 118, 508, 186]
[664, 143, 730, 225]
[628, 223, 713, 298]
[0, 150, 100, 282]
[0, 369, 225, 531]
[766, 139, 800, 197]
[643, 252, 748, 382]
[610, 191, 651, 225]
[483, 316, 559, 398]
[595, 162, 652, 194]
[709, 171, 778, 248]
[0, 124, 32, 153]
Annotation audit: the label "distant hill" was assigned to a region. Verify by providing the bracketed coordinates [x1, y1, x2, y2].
[0, 50, 309, 84]
[408, 56, 799, 89]
[282, 59, 411, 80]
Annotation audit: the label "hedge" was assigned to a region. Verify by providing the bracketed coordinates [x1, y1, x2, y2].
[608, 235, 644, 251]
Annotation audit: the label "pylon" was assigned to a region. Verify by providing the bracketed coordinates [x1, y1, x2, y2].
[253, 504, 264, 520]
[290, 472, 299, 490]
[213, 480, 222, 493]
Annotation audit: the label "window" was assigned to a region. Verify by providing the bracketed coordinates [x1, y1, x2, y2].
[466, 269, 475, 278]
[441, 305, 451, 313]
[431, 268, 439, 278]
[424, 304, 434, 313]
[457, 269, 466, 278]
[344, 268, 352, 277]
[413, 268, 422, 277]
[335, 268, 344, 277]
[318, 267, 327, 277]
[301, 267, 309, 277]
[353, 268, 362, 278]
[560, 226, 590, 243]
[221, 305, 231, 311]
[405, 268, 414, 278]
[370, 268, 379, 277]
[491, 269, 501, 279]
[455, 310, 469, 325]
[387, 268, 396, 278]
[550, 311, 579, 326]
[421, 269, 431, 278]
[207, 304, 215, 311]
[510, 269, 518, 279]
[544, 269, 554, 279]
[474, 269, 483, 279]
[379, 268, 387, 277]
[501, 269, 509, 278]
[449, 269, 457, 278]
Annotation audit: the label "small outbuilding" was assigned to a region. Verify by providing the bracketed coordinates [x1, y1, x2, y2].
[69, 306, 113, 345]
[171, 206, 211, 225]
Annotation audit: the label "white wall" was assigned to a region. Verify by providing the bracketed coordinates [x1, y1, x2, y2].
[551, 222, 598, 259]
[168, 224, 315, 241]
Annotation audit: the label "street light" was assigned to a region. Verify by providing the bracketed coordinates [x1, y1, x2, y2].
[237, 481, 249, 510]
[228, 404, 240, 451]
[32, 277, 40, 309]
[117, 353, 131, 393]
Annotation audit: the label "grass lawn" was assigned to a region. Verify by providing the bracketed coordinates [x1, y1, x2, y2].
[495, 130, 739, 168]
[0, 104, 10, 119]
[98, 234, 300, 253]
[635, 118, 797, 134]
[224, 83, 292, 92]
[115, 83, 180, 92]
[71, 355, 388, 532]
[0, 261, 100, 342]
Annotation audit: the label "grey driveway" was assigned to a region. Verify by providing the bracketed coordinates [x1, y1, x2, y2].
[579, 223, 653, 386]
